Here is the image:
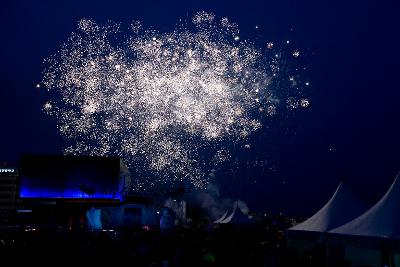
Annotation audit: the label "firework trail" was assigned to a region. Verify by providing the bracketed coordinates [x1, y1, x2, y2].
[41, 12, 308, 190]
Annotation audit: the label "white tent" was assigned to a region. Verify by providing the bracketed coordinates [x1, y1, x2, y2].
[330, 173, 400, 238]
[213, 210, 229, 223]
[286, 182, 368, 264]
[289, 182, 367, 232]
[327, 173, 400, 267]
[220, 205, 236, 224]
[219, 201, 251, 224]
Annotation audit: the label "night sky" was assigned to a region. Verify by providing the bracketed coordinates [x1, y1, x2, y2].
[1, 0, 399, 216]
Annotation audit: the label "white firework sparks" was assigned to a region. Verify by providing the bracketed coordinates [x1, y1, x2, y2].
[42, 12, 306, 190]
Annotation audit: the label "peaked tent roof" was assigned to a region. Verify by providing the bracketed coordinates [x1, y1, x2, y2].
[330, 173, 400, 238]
[214, 210, 229, 223]
[220, 201, 252, 224]
[289, 182, 367, 232]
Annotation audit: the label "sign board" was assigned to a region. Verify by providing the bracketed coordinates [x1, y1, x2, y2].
[0, 168, 17, 175]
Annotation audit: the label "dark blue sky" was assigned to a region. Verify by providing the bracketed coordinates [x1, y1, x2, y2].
[0, 0, 399, 215]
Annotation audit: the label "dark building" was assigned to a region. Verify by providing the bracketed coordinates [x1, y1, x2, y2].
[18, 154, 121, 199]
[0, 166, 18, 225]
[12, 154, 157, 230]
[15, 154, 122, 230]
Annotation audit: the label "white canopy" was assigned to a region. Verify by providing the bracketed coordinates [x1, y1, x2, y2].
[330, 173, 400, 238]
[213, 210, 229, 223]
[289, 182, 367, 232]
[220, 201, 251, 224]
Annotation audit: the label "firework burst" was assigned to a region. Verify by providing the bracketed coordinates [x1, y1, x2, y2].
[42, 12, 308, 190]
